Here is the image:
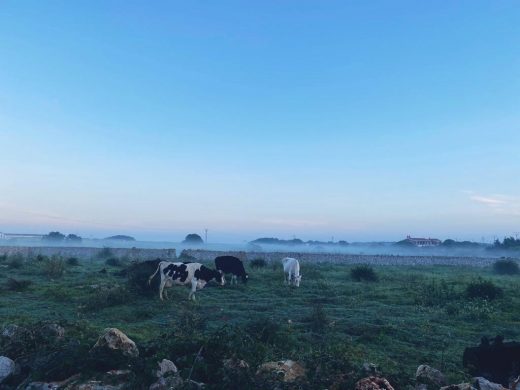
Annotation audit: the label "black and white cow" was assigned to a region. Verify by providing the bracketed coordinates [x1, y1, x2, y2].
[282, 257, 301, 287]
[148, 261, 224, 300]
[214, 256, 249, 285]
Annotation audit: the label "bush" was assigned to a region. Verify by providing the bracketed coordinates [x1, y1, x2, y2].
[178, 250, 196, 261]
[305, 304, 329, 334]
[465, 278, 503, 300]
[66, 257, 79, 266]
[493, 259, 520, 275]
[105, 257, 122, 267]
[250, 258, 267, 268]
[42, 256, 65, 278]
[36, 254, 49, 262]
[125, 259, 161, 296]
[7, 253, 24, 269]
[6, 278, 32, 291]
[350, 265, 378, 282]
[97, 247, 114, 259]
[79, 285, 127, 312]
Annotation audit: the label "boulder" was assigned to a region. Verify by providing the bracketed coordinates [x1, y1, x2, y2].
[416, 365, 447, 387]
[256, 360, 306, 383]
[0, 356, 15, 383]
[149, 376, 184, 390]
[473, 377, 508, 390]
[92, 328, 139, 358]
[155, 359, 178, 378]
[355, 376, 395, 390]
[440, 384, 476, 390]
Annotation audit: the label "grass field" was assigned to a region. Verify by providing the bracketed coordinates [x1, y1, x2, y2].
[1, 254, 519, 388]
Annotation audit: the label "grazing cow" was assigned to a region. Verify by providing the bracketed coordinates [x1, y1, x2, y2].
[282, 257, 301, 287]
[214, 256, 249, 285]
[148, 261, 224, 300]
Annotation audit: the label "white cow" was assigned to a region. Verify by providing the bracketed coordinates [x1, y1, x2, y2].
[148, 261, 224, 300]
[282, 257, 301, 287]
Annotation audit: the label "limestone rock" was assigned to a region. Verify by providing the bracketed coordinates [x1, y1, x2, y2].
[473, 377, 507, 390]
[223, 358, 249, 371]
[256, 360, 306, 383]
[25, 383, 60, 390]
[355, 376, 395, 390]
[156, 359, 178, 378]
[416, 365, 447, 387]
[0, 356, 15, 383]
[440, 384, 476, 390]
[92, 328, 139, 358]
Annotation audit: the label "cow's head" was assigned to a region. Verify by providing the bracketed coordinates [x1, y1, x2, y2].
[242, 273, 249, 284]
[294, 274, 302, 287]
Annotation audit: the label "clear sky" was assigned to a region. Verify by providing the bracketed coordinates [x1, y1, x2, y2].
[0, 1, 519, 243]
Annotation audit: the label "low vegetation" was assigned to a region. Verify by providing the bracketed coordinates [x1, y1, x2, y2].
[493, 258, 520, 275]
[350, 264, 378, 282]
[1, 255, 519, 388]
[250, 258, 267, 268]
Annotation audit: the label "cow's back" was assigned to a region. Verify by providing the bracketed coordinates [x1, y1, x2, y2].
[215, 256, 242, 273]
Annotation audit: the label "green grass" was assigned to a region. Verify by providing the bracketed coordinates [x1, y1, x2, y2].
[1, 257, 520, 388]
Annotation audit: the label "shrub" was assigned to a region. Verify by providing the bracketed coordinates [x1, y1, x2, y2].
[105, 257, 122, 267]
[7, 254, 24, 269]
[465, 278, 503, 300]
[79, 285, 127, 312]
[250, 258, 267, 268]
[178, 250, 196, 261]
[305, 304, 329, 334]
[125, 259, 161, 295]
[66, 257, 79, 266]
[97, 247, 113, 259]
[350, 265, 378, 282]
[36, 254, 48, 262]
[6, 278, 32, 291]
[493, 259, 520, 275]
[42, 256, 65, 278]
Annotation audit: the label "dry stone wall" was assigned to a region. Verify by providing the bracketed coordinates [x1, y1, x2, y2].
[0, 246, 176, 261]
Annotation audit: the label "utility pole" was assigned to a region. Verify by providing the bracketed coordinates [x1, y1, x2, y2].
[205, 229, 208, 244]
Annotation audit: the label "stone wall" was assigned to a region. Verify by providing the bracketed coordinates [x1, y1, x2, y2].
[0, 246, 176, 261]
[182, 249, 499, 267]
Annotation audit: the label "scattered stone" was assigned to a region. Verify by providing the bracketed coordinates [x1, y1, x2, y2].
[92, 328, 139, 358]
[355, 376, 395, 390]
[256, 360, 306, 383]
[149, 375, 184, 390]
[416, 365, 447, 387]
[0, 356, 15, 383]
[472, 377, 507, 390]
[25, 383, 60, 390]
[440, 384, 476, 390]
[155, 359, 178, 378]
[68, 380, 124, 390]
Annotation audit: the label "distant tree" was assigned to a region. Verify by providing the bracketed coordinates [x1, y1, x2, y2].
[183, 233, 204, 244]
[493, 237, 520, 250]
[104, 235, 136, 241]
[338, 240, 349, 246]
[42, 231, 65, 242]
[66, 234, 82, 243]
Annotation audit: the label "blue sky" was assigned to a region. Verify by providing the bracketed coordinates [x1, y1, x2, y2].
[0, 1, 519, 243]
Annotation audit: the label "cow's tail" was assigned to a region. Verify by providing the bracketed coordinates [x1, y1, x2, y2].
[148, 262, 162, 285]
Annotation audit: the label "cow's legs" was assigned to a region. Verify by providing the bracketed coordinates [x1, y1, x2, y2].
[189, 279, 197, 300]
[164, 287, 169, 300]
[159, 279, 166, 301]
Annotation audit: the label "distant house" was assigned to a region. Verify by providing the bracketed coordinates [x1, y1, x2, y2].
[404, 235, 441, 247]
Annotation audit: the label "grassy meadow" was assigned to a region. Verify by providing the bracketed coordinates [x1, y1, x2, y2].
[1, 253, 520, 388]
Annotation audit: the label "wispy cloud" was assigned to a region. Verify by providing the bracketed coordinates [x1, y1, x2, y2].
[469, 193, 520, 216]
